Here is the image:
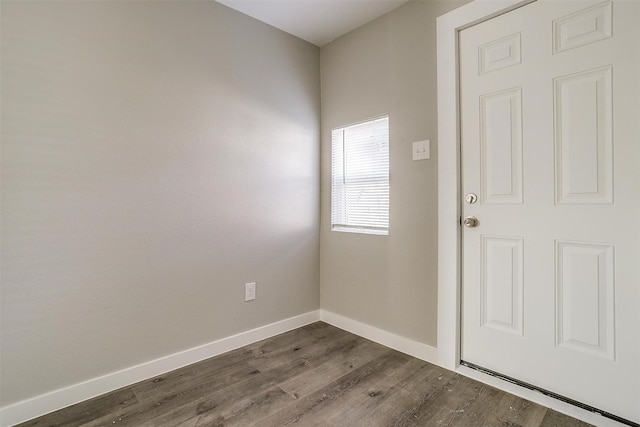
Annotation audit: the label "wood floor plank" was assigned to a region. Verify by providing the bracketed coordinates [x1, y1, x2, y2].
[540, 409, 594, 427]
[246, 324, 363, 374]
[131, 355, 258, 403]
[15, 322, 595, 427]
[244, 322, 347, 361]
[318, 357, 449, 427]
[257, 351, 436, 427]
[184, 386, 292, 426]
[486, 393, 549, 427]
[268, 336, 390, 400]
[16, 387, 138, 427]
[443, 381, 544, 427]
[88, 363, 282, 426]
[385, 367, 488, 427]
[375, 361, 465, 427]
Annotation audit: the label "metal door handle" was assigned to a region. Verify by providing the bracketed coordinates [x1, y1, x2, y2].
[465, 193, 478, 204]
[463, 216, 478, 228]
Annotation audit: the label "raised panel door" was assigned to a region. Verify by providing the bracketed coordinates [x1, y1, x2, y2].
[460, 0, 639, 423]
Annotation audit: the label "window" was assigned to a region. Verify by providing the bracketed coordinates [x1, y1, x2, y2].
[331, 116, 389, 235]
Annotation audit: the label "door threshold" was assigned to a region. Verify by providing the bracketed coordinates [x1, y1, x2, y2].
[460, 360, 639, 427]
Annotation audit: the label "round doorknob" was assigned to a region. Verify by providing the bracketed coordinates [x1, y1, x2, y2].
[463, 216, 478, 228]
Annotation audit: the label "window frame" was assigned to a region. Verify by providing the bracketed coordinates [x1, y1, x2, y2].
[330, 115, 390, 236]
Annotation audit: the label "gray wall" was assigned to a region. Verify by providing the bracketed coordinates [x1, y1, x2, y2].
[1, 1, 320, 406]
[320, 0, 470, 346]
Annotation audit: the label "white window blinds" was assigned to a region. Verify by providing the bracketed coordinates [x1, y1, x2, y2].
[331, 116, 389, 235]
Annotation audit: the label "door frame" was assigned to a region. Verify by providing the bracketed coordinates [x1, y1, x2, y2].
[436, 1, 624, 425]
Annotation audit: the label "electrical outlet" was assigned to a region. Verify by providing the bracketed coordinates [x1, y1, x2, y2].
[412, 140, 430, 160]
[245, 282, 256, 301]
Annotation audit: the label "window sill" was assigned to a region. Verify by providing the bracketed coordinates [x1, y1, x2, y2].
[331, 226, 388, 236]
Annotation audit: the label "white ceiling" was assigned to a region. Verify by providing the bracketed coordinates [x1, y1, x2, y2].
[215, 0, 410, 47]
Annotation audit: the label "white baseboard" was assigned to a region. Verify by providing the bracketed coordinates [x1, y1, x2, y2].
[0, 310, 320, 427]
[5, 310, 620, 427]
[319, 310, 438, 364]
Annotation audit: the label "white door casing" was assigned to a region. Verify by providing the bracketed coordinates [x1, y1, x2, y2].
[438, 0, 639, 424]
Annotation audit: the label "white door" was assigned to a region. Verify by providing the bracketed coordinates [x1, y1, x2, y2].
[460, 0, 640, 423]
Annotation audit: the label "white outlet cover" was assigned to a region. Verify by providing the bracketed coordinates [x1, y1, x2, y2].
[413, 140, 430, 160]
[245, 282, 256, 301]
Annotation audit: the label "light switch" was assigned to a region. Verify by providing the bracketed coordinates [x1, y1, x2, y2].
[413, 140, 430, 160]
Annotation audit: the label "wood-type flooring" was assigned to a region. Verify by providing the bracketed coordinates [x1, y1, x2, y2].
[16, 322, 592, 427]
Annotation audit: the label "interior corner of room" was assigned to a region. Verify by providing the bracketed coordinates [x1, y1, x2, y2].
[1, 0, 638, 426]
[1, 1, 458, 422]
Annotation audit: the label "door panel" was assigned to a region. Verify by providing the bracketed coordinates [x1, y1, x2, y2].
[552, 1, 612, 54]
[460, 0, 639, 422]
[479, 33, 522, 74]
[481, 236, 524, 336]
[480, 88, 523, 204]
[554, 66, 613, 204]
[555, 240, 615, 360]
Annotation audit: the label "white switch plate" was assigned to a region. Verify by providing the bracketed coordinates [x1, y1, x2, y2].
[413, 140, 430, 160]
[245, 282, 256, 301]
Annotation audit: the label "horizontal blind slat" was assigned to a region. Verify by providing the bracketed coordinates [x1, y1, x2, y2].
[331, 116, 389, 233]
